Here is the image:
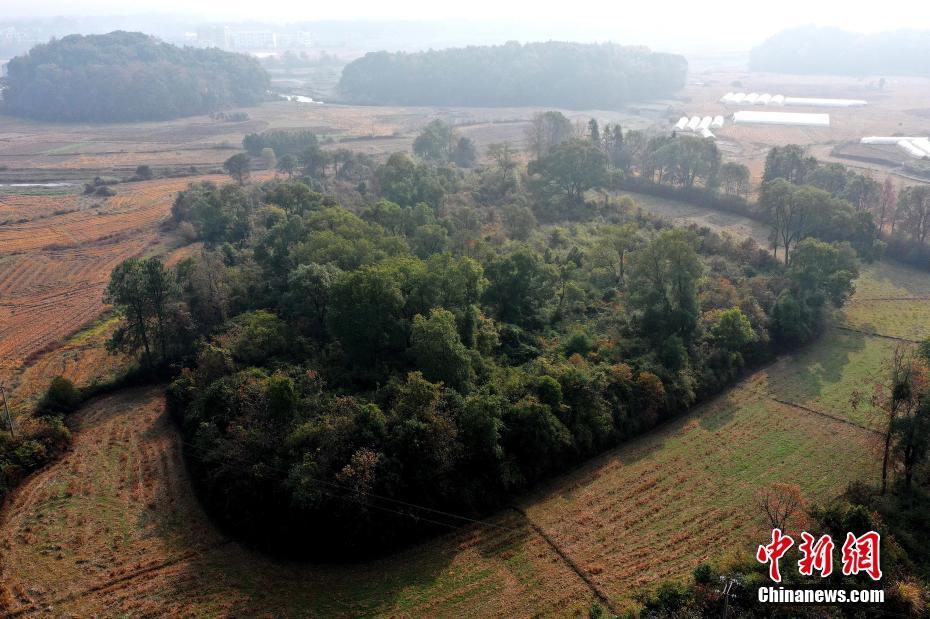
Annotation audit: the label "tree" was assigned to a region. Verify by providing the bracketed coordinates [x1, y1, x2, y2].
[865, 345, 924, 495]
[281, 262, 342, 340]
[410, 308, 472, 391]
[299, 142, 327, 181]
[587, 118, 600, 144]
[260, 147, 277, 171]
[375, 153, 446, 209]
[413, 119, 455, 162]
[528, 138, 607, 203]
[892, 396, 930, 487]
[711, 307, 757, 352]
[223, 153, 251, 185]
[328, 265, 407, 367]
[134, 164, 153, 180]
[483, 248, 557, 327]
[878, 177, 897, 234]
[452, 137, 477, 168]
[759, 179, 821, 264]
[757, 482, 806, 531]
[788, 238, 859, 307]
[627, 229, 704, 342]
[592, 223, 639, 287]
[105, 257, 183, 367]
[720, 162, 750, 197]
[526, 111, 573, 159]
[763, 144, 817, 185]
[898, 186, 930, 245]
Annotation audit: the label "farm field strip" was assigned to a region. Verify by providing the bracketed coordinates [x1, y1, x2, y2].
[0, 174, 259, 385]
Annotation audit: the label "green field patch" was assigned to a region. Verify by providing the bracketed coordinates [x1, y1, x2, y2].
[762, 331, 893, 428]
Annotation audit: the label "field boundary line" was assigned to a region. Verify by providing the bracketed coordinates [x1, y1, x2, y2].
[852, 296, 930, 302]
[765, 396, 881, 437]
[509, 505, 618, 615]
[833, 324, 921, 344]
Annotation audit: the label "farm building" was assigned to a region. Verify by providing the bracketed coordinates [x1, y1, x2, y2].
[719, 92, 866, 108]
[861, 136, 930, 158]
[733, 111, 830, 127]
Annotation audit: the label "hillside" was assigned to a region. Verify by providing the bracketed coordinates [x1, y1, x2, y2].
[337, 41, 687, 108]
[1, 31, 270, 122]
[750, 26, 930, 76]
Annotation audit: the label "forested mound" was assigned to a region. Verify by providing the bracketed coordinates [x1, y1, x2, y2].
[750, 26, 930, 76]
[337, 41, 687, 108]
[1, 31, 270, 122]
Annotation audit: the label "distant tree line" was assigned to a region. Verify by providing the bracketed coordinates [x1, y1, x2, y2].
[2, 31, 269, 122]
[337, 41, 687, 108]
[750, 26, 930, 76]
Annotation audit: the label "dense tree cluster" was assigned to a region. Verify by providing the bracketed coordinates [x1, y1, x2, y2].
[337, 41, 687, 108]
[101, 158, 862, 557]
[92, 111, 889, 558]
[2, 31, 269, 122]
[750, 26, 930, 76]
[760, 145, 883, 262]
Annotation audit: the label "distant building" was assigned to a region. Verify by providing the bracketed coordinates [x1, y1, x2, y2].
[196, 25, 232, 50]
[275, 31, 313, 49]
[231, 31, 277, 50]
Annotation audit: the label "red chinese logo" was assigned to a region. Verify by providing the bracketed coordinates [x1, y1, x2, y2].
[757, 530, 882, 581]
[841, 531, 882, 581]
[798, 532, 834, 577]
[756, 528, 794, 582]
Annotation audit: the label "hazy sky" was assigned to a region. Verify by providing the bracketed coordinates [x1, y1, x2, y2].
[6, 0, 930, 53]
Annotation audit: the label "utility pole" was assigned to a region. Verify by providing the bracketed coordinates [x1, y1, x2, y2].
[0, 385, 13, 438]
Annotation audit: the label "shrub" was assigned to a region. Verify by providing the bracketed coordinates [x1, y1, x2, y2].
[35, 376, 82, 417]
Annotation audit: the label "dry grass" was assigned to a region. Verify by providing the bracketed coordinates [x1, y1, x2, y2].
[0, 388, 597, 617]
[0, 175, 265, 394]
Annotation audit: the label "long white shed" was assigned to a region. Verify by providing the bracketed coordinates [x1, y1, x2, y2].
[733, 111, 830, 127]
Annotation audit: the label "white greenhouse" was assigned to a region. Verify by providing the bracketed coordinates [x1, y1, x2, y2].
[732, 111, 830, 127]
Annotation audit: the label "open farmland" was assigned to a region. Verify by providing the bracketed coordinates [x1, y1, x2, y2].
[1, 64, 929, 617]
[679, 70, 930, 185]
[0, 101, 652, 182]
[3, 246, 922, 615]
[0, 175, 257, 400]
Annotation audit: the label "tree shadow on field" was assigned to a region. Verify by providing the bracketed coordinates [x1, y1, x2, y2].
[698, 395, 738, 433]
[763, 329, 868, 410]
[132, 399, 518, 617]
